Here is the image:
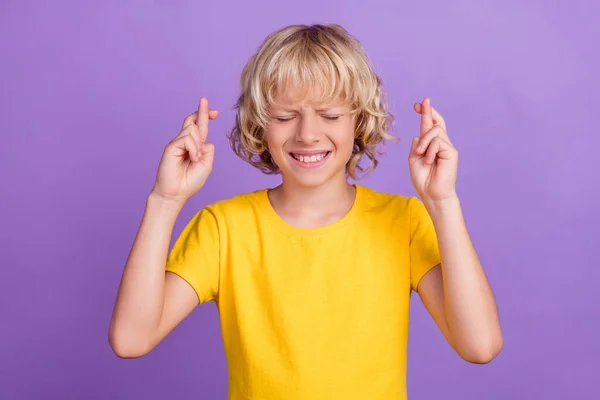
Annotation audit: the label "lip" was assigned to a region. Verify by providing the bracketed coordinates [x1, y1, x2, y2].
[288, 150, 332, 156]
[288, 151, 331, 169]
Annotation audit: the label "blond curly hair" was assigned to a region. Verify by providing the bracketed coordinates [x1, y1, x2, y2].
[227, 23, 396, 180]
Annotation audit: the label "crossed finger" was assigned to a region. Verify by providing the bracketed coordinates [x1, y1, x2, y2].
[171, 133, 201, 162]
[415, 125, 446, 153]
[410, 98, 457, 165]
[174, 98, 219, 147]
[182, 101, 219, 130]
[414, 98, 448, 135]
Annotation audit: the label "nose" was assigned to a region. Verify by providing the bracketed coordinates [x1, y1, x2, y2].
[295, 114, 321, 144]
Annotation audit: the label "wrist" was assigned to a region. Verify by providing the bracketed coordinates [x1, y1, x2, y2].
[147, 190, 187, 214]
[423, 194, 462, 222]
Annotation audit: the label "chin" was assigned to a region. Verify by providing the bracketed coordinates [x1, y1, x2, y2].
[289, 174, 331, 188]
[284, 162, 345, 189]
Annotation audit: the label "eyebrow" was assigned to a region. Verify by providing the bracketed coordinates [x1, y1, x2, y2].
[272, 105, 343, 112]
[316, 106, 341, 112]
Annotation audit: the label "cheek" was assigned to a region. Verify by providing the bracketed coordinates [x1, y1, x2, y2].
[333, 123, 356, 152]
[263, 129, 290, 165]
[263, 129, 281, 150]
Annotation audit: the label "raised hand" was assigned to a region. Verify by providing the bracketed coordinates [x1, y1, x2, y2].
[151, 98, 219, 202]
[408, 97, 458, 203]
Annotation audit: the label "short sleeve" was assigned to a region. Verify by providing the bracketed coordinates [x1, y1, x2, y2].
[165, 207, 220, 303]
[409, 197, 441, 292]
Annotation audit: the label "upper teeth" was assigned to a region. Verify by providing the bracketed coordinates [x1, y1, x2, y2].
[293, 153, 327, 163]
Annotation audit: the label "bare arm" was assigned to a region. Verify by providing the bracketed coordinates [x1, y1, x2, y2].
[409, 98, 502, 364]
[108, 98, 219, 358]
[108, 193, 199, 358]
[417, 196, 503, 364]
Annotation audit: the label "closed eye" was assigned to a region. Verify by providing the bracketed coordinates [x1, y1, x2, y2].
[274, 115, 340, 122]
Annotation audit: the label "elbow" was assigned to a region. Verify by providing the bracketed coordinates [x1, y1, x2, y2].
[463, 347, 501, 364]
[108, 327, 152, 359]
[457, 333, 504, 364]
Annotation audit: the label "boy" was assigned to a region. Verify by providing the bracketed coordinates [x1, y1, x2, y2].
[109, 23, 502, 399]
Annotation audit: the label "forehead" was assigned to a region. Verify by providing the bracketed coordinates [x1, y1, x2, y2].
[270, 85, 346, 110]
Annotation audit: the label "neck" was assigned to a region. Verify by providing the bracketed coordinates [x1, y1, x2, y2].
[270, 174, 356, 218]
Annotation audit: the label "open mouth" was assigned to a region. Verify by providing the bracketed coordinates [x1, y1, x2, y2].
[289, 151, 331, 164]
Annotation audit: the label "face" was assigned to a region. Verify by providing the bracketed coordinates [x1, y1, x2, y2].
[264, 86, 356, 188]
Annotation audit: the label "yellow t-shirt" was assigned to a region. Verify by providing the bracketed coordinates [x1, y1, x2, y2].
[166, 184, 441, 399]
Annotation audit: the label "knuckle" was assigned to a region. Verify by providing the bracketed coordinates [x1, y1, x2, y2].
[187, 125, 200, 137]
[182, 113, 196, 127]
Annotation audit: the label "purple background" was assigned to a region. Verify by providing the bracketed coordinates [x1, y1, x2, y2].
[1, 1, 598, 399]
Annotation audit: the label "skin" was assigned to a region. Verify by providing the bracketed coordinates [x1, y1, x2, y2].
[108, 99, 219, 357]
[410, 98, 503, 364]
[263, 88, 358, 228]
[108, 92, 503, 365]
